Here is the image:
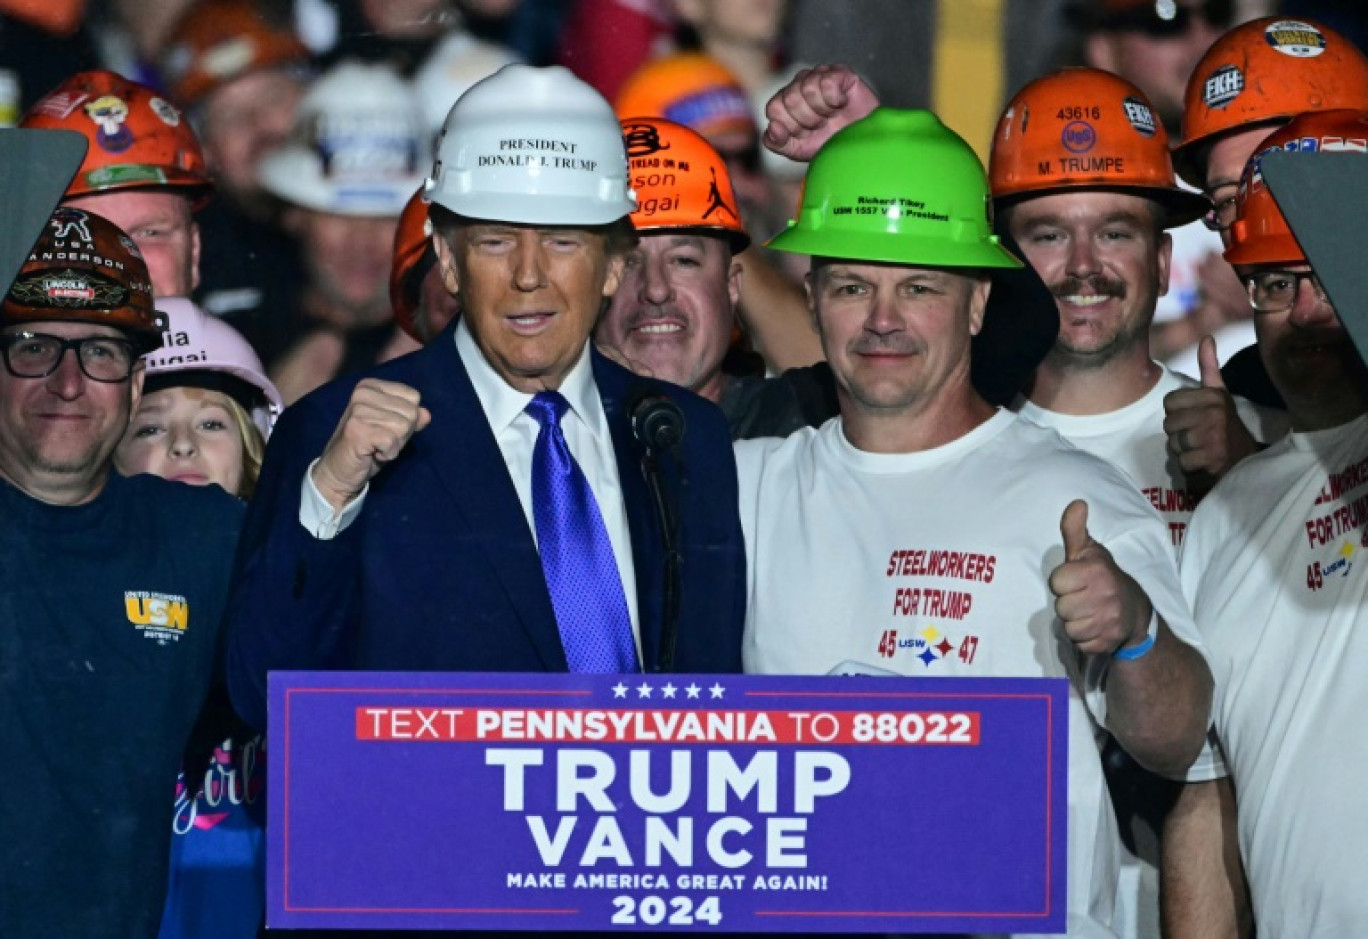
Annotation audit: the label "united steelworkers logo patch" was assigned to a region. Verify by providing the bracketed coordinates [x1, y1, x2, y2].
[125, 590, 190, 645]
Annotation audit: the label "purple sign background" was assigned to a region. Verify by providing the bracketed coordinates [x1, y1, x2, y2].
[268, 672, 1067, 933]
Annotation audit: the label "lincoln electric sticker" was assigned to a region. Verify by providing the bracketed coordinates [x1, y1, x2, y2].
[268, 671, 1067, 933]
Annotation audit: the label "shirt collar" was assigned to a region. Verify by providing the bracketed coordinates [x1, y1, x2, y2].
[454, 318, 608, 441]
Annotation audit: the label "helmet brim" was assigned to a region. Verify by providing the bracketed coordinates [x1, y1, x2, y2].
[765, 224, 1023, 270]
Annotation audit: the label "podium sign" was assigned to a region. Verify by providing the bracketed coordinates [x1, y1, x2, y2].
[268, 672, 1067, 933]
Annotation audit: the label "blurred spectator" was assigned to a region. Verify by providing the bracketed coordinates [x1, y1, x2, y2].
[21, 70, 212, 298]
[0, 1, 100, 117]
[256, 60, 428, 402]
[617, 52, 766, 224]
[389, 187, 459, 347]
[671, 0, 787, 97]
[411, 23, 520, 138]
[160, 0, 312, 335]
[557, 0, 675, 101]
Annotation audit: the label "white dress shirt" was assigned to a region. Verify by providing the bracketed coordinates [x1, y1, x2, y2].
[299, 319, 641, 648]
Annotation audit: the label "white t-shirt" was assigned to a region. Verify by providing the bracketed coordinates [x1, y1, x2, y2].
[1179, 413, 1368, 937]
[737, 411, 1204, 939]
[1016, 364, 1287, 550]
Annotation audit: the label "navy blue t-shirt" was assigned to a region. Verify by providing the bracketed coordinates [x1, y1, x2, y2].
[0, 472, 243, 938]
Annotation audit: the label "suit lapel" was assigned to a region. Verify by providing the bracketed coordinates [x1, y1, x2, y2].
[594, 351, 665, 671]
[409, 332, 567, 671]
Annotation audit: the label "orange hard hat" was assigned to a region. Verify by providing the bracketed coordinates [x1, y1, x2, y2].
[1176, 17, 1368, 187]
[390, 187, 436, 343]
[615, 53, 756, 144]
[3, 206, 161, 352]
[620, 117, 749, 252]
[990, 67, 1209, 226]
[21, 70, 212, 206]
[1225, 108, 1368, 267]
[161, 0, 311, 107]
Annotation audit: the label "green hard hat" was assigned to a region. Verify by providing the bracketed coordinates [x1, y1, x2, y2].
[767, 108, 1022, 269]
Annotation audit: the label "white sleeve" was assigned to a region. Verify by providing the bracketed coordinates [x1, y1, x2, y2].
[1185, 729, 1230, 782]
[298, 458, 369, 540]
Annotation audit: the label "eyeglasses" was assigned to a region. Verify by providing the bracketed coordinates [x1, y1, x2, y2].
[1201, 190, 1239, 233]
[1099, 0, 1234, 37]
[1243, 270, 1327, 313]
[0, 331, 138, 382]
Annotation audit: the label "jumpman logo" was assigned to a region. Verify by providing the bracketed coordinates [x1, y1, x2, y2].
[702, 167, 737, 222]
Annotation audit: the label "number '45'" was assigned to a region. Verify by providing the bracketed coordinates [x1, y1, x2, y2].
[1307, 562, 1324, 591]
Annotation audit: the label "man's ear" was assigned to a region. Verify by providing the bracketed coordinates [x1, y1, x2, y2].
[969, 275, 991, 337]
[432, 232, 461, 296]
[128, 360, 145, 418]
[602, 251, 626, 298]
[189, 221, 202, 293]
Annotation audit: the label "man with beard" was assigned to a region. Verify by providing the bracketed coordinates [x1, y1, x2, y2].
[1173, 109, 1368, 938]
[256, 61, 430, 403]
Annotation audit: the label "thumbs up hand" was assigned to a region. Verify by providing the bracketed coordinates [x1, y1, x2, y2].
[1162, 335, 1258, 481]
[1049, 501, 1154, 657]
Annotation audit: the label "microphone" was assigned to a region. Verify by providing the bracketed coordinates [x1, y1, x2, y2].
[631, 393, 686, 454]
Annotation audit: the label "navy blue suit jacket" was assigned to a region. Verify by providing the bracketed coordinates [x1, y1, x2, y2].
[226, 324, 746, 731]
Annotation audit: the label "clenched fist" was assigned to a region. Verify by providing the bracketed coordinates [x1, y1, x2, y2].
[310, 378, 432, 510]
[763, 64, 880, 163]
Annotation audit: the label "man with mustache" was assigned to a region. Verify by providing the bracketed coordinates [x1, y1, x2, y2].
[738, 104, 1214, 938]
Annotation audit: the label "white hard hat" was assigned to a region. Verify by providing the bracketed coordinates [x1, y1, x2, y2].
[147, 298, 284, 438]
[413, 31, 521, 138]
[259, 60, 429, 217]
[425, 63, 636, 225]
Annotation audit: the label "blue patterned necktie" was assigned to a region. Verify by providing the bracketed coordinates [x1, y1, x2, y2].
[526, 391, 639, 673]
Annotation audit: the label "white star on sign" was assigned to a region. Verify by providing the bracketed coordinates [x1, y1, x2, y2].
[612, 683, 628, 698]
[686, 683, 701, 699]
[661, 683, 677, 699]
[637, 682, 653, 698]
[709, 683, 725, 699]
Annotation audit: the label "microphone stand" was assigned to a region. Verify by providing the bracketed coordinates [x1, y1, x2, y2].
[640, 443, 682, 673]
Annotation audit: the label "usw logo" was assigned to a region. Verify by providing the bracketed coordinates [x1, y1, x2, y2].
[125, 591, 190, 644]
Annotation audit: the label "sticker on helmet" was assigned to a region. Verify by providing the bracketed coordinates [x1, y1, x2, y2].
[8, 269, 129, 310]
[1061, 121, 1096, 154]
[50, 208, 93, 244]
[1202, 65, 1243, 109]
[1122, 97, 1157, 138]
[86, 165, 170, 189]
[623, 122, 671, 158]
[31, 90, 90, 120]
[84, 95, 133, 153]
[1264, 20, 1326, 58]
[701, 167, 736, 223]
[149, 96, 182, 127]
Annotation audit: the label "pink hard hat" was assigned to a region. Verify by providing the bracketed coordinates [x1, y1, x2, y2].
[144, 297, 283, 437]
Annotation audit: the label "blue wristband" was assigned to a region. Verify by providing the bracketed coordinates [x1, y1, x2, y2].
[1113, 612, 1158, 661]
